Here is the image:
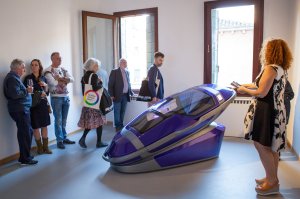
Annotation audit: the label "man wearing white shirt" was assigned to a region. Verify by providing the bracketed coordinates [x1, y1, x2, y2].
[44, 52, 75, 149]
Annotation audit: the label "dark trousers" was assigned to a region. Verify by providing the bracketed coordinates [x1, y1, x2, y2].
[9, 110, 33, 162]
[113, 94, 128, 129]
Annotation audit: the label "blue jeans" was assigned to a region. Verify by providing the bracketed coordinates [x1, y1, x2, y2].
[113, 94, 128, 129]
[51, 96, 70, 142]
[9, 110, 33, 162]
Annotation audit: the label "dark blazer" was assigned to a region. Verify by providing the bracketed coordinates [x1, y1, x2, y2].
[147, 64, 164, 99]
[3, 71, 32, 112]
[108, 67, 133, 102]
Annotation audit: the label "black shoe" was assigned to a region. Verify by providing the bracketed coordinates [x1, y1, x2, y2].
[20, 159, 38, 166]
[57, 142, 65, 149]
[79, 137, 87, 148]
[63, 138, 76, 144]
[96, 142, 108, 148]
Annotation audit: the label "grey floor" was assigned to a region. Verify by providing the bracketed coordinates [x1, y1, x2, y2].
[1, 125, 300, 199]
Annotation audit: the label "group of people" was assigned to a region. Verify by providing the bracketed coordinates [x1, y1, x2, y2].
[2, 38, 295, 196]
[77, 52, 165, 147]
[3, 51, 166, 165]
[108, 52, 165, 132]
[3, 52, 76, 165]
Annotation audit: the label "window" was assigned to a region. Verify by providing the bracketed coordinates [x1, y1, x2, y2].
[212, 5, 254, 85]
[204, 0, 264, 86]
[82, 8, 158, 90]
[118, 15, 155, 89]
[115, 8, 158, 90]
[82, 12, 117, 77]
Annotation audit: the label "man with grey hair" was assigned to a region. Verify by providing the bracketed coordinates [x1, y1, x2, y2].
[108, 58, 134, 132]
[3, 59, 38, 165]
[44, 52, 75, 149]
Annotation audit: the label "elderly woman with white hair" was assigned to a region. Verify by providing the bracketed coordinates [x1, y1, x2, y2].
[77, 58, 108, 148]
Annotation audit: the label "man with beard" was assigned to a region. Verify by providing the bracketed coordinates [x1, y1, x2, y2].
[147, 52, 165, 107]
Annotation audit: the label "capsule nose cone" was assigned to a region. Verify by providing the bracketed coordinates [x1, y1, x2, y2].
[219, 87, 236, 101]
[104, 135, 137, 159]
[199, 84, 236, 101]
[104, 140, 116, 157]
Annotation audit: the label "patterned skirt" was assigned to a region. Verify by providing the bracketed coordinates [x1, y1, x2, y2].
[77, 107, 106, 129]
[244, 98, 286, 152]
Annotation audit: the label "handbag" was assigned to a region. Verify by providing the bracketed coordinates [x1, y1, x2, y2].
[83, 73, 103, 110]
[100, 87, 113, 115]
[31, 90, 42, 107]
[47, 99, 52, 113]
[136, 79, 152, 101]
[137, 71, 159, 102]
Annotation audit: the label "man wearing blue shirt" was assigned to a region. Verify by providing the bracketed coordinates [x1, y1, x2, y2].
[147, 52, 165, 107]
[3, 59, 37, 165]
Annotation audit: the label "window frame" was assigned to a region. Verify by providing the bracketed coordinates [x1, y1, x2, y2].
[203, 0, 264, 84]
[114, 7, 159, 55]
[82, 8, 158, 92]
[114, 8, 158, 92]
[82, 11, 117, 63]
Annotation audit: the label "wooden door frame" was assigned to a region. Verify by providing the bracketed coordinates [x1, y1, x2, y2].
[114, 7, 159, 57]
[204, 0, 264, 84]
[82, 11, 117, 63]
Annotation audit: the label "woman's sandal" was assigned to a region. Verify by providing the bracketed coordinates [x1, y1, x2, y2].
[255, 178, 266, 185]
[255, 181, 280, 196]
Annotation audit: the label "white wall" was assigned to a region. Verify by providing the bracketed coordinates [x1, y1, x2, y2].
[0, 0, 70, 159]
[0, 0, 299, 160]
[264, 0, 297, 49]
[290, 0, 300, 156]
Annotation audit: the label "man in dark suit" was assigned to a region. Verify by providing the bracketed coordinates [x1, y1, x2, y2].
[108, 58, 133, 132]
[148, 52, 165, 107]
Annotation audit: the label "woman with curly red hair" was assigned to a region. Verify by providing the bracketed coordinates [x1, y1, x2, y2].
[237, 38, 293, 195]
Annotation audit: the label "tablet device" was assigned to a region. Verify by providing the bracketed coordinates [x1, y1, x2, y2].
[231, 81, 241, 88]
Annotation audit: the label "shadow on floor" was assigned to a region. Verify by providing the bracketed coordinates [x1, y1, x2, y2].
[0, 143, 60, 178]
[99, 158, 219, 198]
[0, 126, 115, 199]
[0, 162, 21, 177]
[0, 125, 115, 177]
[256, 188, 300, 199]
